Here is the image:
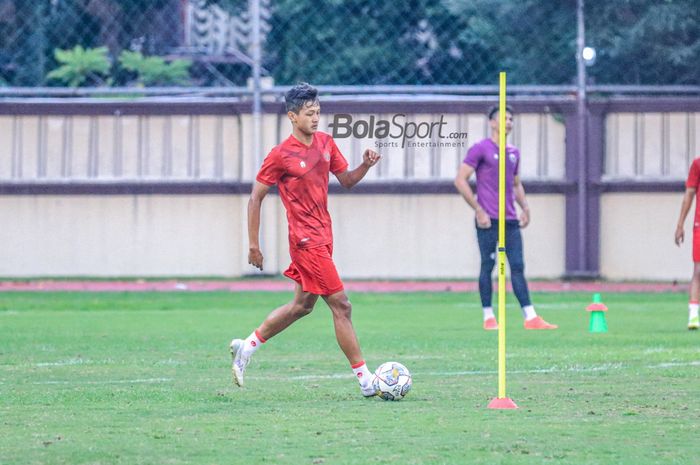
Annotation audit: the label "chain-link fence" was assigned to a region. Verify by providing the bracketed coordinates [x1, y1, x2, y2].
[0, 0, 698, 87]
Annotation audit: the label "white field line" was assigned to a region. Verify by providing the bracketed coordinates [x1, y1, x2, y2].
[7, 360, 697, 386]
[32, 377, 173, 385]
[35, 358, 90, 367]
[653, 361, 700, 368]
[262, 360, 700, 381]
[30, 358, 182, 367]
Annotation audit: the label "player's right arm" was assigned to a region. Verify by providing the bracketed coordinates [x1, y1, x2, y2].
[454, 163, 490, 228]
[334, 149, 381, 189]
[248, 181, 271, 270]
[675, 187, 696, 246]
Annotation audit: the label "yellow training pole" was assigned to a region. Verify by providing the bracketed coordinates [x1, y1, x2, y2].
[497, 72, 507, 399]
[488, 72, 517, 409]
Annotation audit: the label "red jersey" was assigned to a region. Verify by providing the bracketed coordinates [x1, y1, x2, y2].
[687, 157, 700, 227]
[256, 131, 349, 250]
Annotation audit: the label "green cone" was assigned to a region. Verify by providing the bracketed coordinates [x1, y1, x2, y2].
[589, 311, 608, 333]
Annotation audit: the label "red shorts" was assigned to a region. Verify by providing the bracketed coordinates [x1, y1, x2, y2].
[284, 244, 344, 295]
[694, 226, 700, 262]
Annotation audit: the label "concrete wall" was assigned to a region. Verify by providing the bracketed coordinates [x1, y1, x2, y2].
[0, 195, 244, 276]
[327, 194, 565, 279]
[0, 111, 566, 183]
[4, 190, 692, 281]
[0, 193, 565, 279]
[0, 114, 246, 181]
[600, 193, 693, 281]
[1, 103, 697, 280]
[605, 112, 699, 179]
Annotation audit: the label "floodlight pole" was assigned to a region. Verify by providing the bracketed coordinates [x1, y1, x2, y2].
[251, 0, 262, 168]
[248, 0, 264, 273]
[575, 0, 588, 274]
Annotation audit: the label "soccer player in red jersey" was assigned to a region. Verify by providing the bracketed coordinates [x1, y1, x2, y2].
[675, 156, 700, 330]
[230, 83, 381, 396]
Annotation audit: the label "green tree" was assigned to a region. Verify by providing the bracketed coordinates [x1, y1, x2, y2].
[586, 0, 700, 84]
[47, 46, 111, 87]
[119, 50, 191, 86]
[264, 0, 577, 85]
[266, 0, 437, 85]
[1, 2, 48, 86]
[1, 0, 698, 87]
[423, 0, 576, 84]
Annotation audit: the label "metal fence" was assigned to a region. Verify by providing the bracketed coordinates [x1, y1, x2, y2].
[1, 0, 698, 88]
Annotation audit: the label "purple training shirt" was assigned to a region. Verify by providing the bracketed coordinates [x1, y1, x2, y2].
[463, 138, 521, 220]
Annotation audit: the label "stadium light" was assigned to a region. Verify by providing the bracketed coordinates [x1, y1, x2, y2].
[582, 46, 597, 66]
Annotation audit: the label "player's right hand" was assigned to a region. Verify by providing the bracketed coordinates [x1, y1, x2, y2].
[362, 149, 381, 166]
[249, 247, 264, 270]
[675, 226, 684, 246]
[476, 208, 492, 229]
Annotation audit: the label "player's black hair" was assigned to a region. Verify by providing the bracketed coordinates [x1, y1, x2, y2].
[285, 82, 319, 113]
[488, 105, 514, 120]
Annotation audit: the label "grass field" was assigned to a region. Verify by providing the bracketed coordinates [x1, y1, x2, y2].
[1, 290, 698, 465]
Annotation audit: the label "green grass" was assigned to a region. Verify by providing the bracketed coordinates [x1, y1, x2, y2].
[1, 291, 698, 465]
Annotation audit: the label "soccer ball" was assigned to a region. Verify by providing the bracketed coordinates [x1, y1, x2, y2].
[372, 361, 412, 401]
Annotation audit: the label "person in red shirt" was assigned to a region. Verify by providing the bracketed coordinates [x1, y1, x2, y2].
[675, 157, 700, 330]
[230, 83, 381, 396]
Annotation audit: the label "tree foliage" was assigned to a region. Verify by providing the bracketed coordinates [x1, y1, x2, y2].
[119, 51, 191, 86]
[46, 46, 111, 87]
[586, 0, 700, 85]
[0, 0, 697, 86]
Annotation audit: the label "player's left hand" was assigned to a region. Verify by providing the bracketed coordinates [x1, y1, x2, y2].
[519, 209, 530, 228]
[248, 247, 264, 270]
[675, 225, 684, 246]
[362, 149, 381, 167]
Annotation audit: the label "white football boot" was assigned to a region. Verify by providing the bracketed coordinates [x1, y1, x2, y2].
[360, 377, 378, 397]
[229, 338, 249, 387]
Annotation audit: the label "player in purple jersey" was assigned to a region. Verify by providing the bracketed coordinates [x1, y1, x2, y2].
[454, 105, 557, 330]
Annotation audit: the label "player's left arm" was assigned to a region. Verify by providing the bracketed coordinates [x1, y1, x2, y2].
[675, 187, 696, 246]
[514, 174, 531, 228]
[248, 181, 272, 270]
[335, 149, 381, 189]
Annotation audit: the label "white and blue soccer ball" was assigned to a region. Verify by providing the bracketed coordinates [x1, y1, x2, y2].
[372, 361, 412, 401]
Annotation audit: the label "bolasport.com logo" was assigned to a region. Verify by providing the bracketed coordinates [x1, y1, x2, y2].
[327, 114, 468, 149]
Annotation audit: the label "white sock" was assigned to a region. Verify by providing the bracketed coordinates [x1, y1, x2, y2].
[522, 305, 537, 320]
[352, 361, 372, 388]
[241, 329, 265, 359]
[689, 302, 699, 320]
[483, 307, 495, 321]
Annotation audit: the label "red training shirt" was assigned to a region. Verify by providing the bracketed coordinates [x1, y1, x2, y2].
[687, 158, 700, 228]
[256, 131, 349, 250]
